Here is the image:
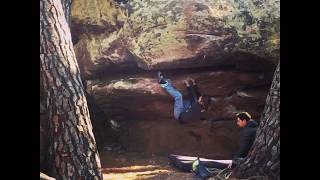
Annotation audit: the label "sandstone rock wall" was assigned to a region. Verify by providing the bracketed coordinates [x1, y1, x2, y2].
[71, 0, 279, 78]
[86, 64, 274, 157]
[40, 0, 279, 158]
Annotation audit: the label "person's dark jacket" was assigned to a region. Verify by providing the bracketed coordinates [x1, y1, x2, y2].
[178, 84, 203, 123]
[233, 120, 258, 159]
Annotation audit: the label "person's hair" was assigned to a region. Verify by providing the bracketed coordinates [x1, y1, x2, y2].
[236, 112, 252, 121]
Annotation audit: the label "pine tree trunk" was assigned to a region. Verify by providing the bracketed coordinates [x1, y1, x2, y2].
[232, 62, 280, 179]
[61, 0, 72, 26]
[40, 0, 103, 179]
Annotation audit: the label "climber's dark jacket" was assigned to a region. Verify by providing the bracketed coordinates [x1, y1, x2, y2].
[233, 120, 259, 159]
[178, 84, 204, 123]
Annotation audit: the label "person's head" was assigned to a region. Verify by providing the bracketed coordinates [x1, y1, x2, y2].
[235, 112, 252, 128]
[198, 95, 210, 110]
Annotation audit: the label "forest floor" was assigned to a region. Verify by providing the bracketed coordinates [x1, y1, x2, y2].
[99, 149, 199, 180]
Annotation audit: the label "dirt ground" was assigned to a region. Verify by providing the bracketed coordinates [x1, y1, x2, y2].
[99, 148, 201, 180]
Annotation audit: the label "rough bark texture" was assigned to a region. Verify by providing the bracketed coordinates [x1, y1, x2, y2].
[232, 62, 280, 179]
[61, 0, 72, 26]
[40, 72, 49, 171]
[40, 0, 103, 179]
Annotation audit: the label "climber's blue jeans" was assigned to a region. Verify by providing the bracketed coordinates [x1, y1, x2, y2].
[160, 80, 185, 120]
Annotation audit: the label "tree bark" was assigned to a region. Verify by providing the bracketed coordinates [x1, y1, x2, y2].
[40, 0, 103, 179]
[232, 62, 280, 179]
[61, 0, 72, 26]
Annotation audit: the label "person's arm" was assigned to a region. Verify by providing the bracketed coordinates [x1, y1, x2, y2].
[184, 80, 197, 102]
[191, 79, 201, 98]
[185, 81, 193, 96]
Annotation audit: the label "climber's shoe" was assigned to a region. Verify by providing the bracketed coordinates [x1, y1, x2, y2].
[157, 71, 166, 84]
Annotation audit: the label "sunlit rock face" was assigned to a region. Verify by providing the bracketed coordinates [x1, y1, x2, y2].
[69, 0, 279, 158]
[72, 0, 279, 78]
[125, 0, 279, 70]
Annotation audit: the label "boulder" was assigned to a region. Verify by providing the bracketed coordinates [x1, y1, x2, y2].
[68, 0, 278, 158]
[72, 0, 279, 78]
[88, 68, 271, 156]
[126, 0, 280, 69]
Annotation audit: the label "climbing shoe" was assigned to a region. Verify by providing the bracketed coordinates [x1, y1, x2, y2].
[157, 71, 166, 84]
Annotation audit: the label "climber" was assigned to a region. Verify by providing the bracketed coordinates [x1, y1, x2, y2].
[157, 71, 210, 123]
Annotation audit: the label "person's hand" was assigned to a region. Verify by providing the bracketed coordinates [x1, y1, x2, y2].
[190, 78, 196, 85]
[184, 80, 190, 86]
[227, 159, 235, 169]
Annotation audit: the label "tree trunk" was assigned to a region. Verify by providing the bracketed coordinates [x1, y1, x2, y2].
[232, 62, 280, 179]
[61, 0, 72, 26]
[40, 0, 103, 179]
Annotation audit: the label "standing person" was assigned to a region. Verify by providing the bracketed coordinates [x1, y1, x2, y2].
[157, 71, 210, 123]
